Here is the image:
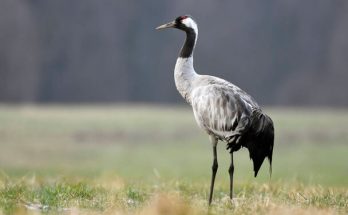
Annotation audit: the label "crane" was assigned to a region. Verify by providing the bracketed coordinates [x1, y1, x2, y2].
[156, 15, 274, 205]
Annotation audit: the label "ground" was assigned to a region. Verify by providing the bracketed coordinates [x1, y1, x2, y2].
[0, 105, 347, 214]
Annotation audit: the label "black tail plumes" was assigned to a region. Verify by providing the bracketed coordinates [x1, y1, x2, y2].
[244, 111, 274, 177]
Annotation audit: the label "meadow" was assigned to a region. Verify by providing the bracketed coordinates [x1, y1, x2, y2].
[0, 105, 347, 214]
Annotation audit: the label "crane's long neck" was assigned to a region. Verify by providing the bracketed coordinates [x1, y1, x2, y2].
[179, 29, 197, 58]
[174, 29, 198, 104]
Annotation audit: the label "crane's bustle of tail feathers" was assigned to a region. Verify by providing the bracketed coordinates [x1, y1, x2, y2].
[245, 112, 274, 177]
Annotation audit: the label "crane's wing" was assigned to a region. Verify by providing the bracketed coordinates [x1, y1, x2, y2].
[191, 84, 257, 141]
[191, 83, 274, 177]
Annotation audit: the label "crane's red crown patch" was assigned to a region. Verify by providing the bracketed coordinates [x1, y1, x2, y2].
[180, 16, 188, 20]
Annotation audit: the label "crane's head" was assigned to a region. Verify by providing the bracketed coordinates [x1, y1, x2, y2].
[156, 15, 198, 34]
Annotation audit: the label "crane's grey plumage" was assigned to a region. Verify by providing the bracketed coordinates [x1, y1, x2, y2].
[157, 15, 274, 205]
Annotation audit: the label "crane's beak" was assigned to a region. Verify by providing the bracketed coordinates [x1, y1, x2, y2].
[156, 21, 176, 30]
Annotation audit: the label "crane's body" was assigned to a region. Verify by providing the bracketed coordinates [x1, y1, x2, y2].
[157, 15, 274, 205]
[175, 57, 258, 137]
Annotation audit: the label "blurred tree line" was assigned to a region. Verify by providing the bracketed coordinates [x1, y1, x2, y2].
[0, 0, 347, 106]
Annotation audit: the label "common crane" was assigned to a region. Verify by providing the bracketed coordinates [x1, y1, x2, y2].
[156, 15, 274, 205]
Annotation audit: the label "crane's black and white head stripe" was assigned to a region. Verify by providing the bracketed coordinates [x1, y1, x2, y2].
[174, 15, 198, 34]
[156, 15, 198, 58]
[156, 15, 198, 34]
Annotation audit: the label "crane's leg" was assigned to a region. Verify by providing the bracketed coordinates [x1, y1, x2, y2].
[208, 136, 218, 205]
[229, 152, 234, 199]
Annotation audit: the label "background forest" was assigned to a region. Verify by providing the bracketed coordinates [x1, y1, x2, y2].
[1, 0, 348, 106]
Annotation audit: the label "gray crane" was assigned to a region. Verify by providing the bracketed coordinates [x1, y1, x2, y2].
[156, 15, 274, 205]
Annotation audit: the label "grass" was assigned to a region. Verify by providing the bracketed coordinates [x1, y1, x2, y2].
[1, 177, 347, 214]
[0, 104, 347, 214]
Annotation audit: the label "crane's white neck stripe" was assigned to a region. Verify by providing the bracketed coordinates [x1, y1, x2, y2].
[182, 18, 198, 35]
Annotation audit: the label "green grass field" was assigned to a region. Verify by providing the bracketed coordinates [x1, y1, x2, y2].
[0, 105, 347, 214]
